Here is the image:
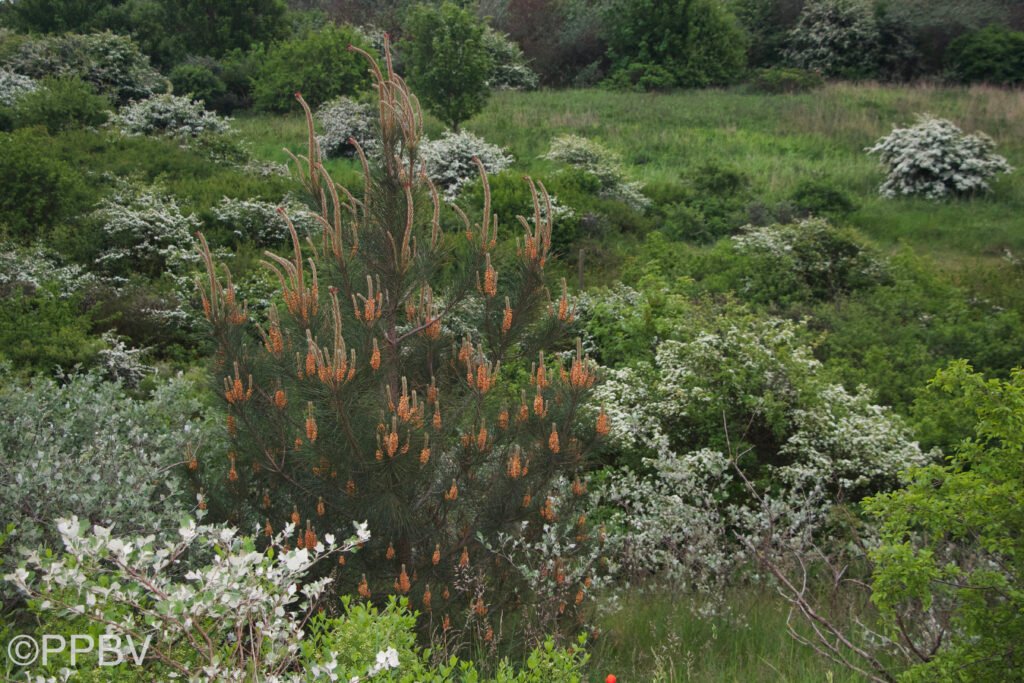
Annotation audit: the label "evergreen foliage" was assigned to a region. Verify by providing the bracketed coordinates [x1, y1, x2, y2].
[195, 41, 602, 652]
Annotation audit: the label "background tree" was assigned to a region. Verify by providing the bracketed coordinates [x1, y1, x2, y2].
[604, 0, 747, 90]
[402, 1, 493, 131]
[196, 40, 602, 651]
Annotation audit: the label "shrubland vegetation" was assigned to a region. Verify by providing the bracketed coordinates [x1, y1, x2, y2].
[1, 1, 1022, 681]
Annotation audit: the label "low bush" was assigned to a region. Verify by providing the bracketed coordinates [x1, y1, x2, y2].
[0, 367, 212, 567]
[0, 128, 92, 241]
[112, 92, 232, 139]
[315, 96, 377, 159]
[867, 114, 1013, 199]
[420, 129, 514, 200]
[789, 177, 858, 217]
[11, 75, 110, 133]
[169, 60, 227, 108]
[544, 135, 648, 211]
[746, 67, 825, 94]
[0, 67, 36, 106]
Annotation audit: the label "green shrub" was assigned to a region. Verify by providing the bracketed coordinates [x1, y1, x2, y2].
[403, 1, 493, 130]
[0, 128, 93, 241]
[251, 24, 371, 112]
[658, 162, 752, 242]
[785, 0, 881, 78]
[4, 31, 165, 104]
[746, 67, 825, 94]
[604, 0, 748, 90]
[11, 76, 110, 133]
[789, 178, 858, 217]
[865, 361, 1024, 681]
[0, 287, 100, 372]
[947, 26, 1024, 86]
[169, 61, 227, 107]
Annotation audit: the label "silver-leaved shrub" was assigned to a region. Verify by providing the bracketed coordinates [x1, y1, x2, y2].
[421, 130, 514, 200]
[0, 366, 216, 569]
[113, 92, 232, 139]
[867, 114, 1014, 199]
[543, 135, 649, 211]
[0, 68, 37, 106]
[314, 96, 378, 159]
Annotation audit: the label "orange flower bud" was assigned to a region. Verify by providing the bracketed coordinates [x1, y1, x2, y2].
[548, 424, 560, 453]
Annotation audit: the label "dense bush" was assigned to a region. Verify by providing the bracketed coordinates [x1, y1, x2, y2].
[0, 67, 35, 105]
[314, 95, 377, 159]
[544, 135, 648, 211]
[113, 92, 232, 139]
[746, 67, 824, 94]
[0, 367, 212, 568]
[653, 162, 751, 242]
[947, 26, 1024, 86]
[0, 128, 92, 241]
[785, 0, 881, 78]
[4, 31, 165, 104]
[604, 0, 747, 90]
[168, 51, 259, 113]
[169, 60, 227, 106]
[867, 114, 1013, 199]
[10, 75, 110, 133]
[90, 180, 201, 278]
[421, 129, 514, 200]
[788, 177, 858, 217]
[865, 362, 1024, 681]
[212, 195, 319, 246]
[251, 24, 371, 112]
[483, 26, 539, 90]
[403, 2, 493, 130]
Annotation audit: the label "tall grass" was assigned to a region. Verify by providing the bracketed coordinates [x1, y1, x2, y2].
[588, 585, 872, 683]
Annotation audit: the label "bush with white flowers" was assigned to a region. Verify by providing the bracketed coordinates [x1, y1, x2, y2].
[0, 366, 216, 570]
[421, 130, 514, 200]
[6, 516, 370, 682]
[785, 0, 880, 77]
[589, 304, 927, 591]
[543, 135, 649, 211]
[0, 243, 98, 299]
[482, 28, 539, 91]
[0, 68, 37, 106]
[91, 181, 201, 278]
[212, 196, 320, 246]
[314, 96, 378, 159]
[113, 93, 232, 139]
[867, 114, 1014, 199]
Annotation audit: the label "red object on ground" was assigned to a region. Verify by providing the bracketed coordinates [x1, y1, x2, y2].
[605, 676, 617, 683]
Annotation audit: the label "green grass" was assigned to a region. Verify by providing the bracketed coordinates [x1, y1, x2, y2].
[587, 585, 873, 683]
[236, 83, 1024, 262]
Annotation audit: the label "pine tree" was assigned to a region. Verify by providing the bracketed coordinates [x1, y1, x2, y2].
[195, 40, 605, 650]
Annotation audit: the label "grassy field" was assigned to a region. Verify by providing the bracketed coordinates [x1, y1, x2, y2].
[235, 83, 1024, 263]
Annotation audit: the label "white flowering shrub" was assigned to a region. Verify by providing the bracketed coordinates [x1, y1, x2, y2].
[315, 96, 378, 159]
[543, 135, 649, 211]
[0, 68, 37, 106]
[5, 31, 165, 105]
[730, 218, 888, 301]
[0, 367, 215, 570]
[867, 114, 1014, 199]
[483, 28, 539, 91]
[588, 308, 927, 591]
[0, 244, 98, 299]
[113, 93, 232, 139]
[421, 130, 514, 200]
[6, 516, 370, 682]
[212, 196, 320, 246]
[91, 181, 201, 278]
[96, 331, 154, 387]
[785, 0, 881, 77]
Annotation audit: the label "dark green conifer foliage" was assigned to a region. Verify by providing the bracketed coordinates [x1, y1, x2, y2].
[196, 40, 601, 650]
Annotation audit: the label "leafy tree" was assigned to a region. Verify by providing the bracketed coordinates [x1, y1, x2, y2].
[785, 0, 881, 78]
[604, 0, 748, 90]
[163, 0, 290, 58]
[402, 1, 493, 131]
[195, 43, 602, 651]
[947, 26, 1024, 86]
[251, 24, 371, 112]
[865, 361, 1024, 681]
